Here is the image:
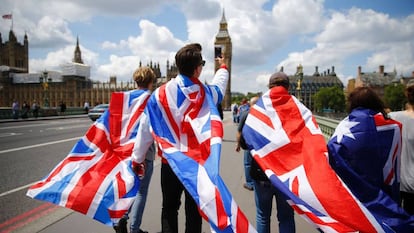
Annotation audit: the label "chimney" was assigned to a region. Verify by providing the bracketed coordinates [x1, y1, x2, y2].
[331, 66, 336, 76]
[280, 66, 284, 72]
[412, 71, 414, 78]
[327, 69, 330, 75]
[379, 65, 384, 75]
[358, 66, 362, 76]
[313, 66, 320, 76]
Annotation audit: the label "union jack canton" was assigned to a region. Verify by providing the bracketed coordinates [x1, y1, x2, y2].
[328, 108, 414, 232]
[27, 90, 150, 226]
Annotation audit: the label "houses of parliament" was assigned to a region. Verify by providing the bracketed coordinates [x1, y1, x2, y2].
[0, 31, 179, 109]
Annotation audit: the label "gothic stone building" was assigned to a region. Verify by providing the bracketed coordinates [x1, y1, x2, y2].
[287, 64, 344, 111]
[0, 32, 177, 108]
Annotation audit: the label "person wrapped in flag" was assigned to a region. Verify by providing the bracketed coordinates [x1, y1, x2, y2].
[27, 66, 155, 227]
[242, 71, 413, 232]
[132, 43, 256, 233]
[327, 86, 414, 232]
[113, 66, 157, 233]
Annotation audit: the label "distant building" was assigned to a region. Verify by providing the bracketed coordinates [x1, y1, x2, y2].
[0, 30, 29, 73]
[353, 65, 398, 99]
[0, 31, 177, 108]
[287, 65, 344, 111]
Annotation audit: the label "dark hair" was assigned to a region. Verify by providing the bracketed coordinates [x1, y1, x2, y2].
[347, 86, 389, 118]
[268, 72, 289, 89]
[406, 80, 414, 105]
[175, 43, 203, 78]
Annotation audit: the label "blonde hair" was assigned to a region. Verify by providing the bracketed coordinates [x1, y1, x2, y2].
[133, 66, 156, 88]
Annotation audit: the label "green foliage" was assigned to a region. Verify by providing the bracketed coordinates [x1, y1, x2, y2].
[384, 83, 405, 111]
[231, 92, 262, 104]
[313, 86, 346, 112]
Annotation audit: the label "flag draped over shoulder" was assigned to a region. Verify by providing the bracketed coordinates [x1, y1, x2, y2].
[243, 86, 396, 233]
[328, 108, 414, 232]
[147, 75, 256, 233]
[27, 90, 150, 226]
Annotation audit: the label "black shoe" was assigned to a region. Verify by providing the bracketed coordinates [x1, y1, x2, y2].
[113, 218, 128, 233]
[138, 229, 148, 233]
[243, 183, 254, 191]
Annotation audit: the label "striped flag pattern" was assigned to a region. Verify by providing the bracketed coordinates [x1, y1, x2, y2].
[243, 86, 392, 232]
[328, 108, 414, 232]
[27, 90, 150, 226]
[147, 73, 256, 233]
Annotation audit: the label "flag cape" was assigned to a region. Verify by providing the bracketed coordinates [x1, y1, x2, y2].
[147, 74, 256, 233]
[328, 108, 414, 232]
[27, 90, 150, 226]
[243, 86, 394, 233]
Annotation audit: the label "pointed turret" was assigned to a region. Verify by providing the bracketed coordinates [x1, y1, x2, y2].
[73, 36, 84, 64]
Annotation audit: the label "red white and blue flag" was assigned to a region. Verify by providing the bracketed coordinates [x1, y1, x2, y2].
[242, 86, 405, 233]
[146, 73, 256, 232]
[328, 108, 414, 232]
[27, 90, 150, 226]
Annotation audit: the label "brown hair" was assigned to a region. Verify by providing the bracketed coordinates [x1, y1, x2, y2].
[347, 86, 388, 118]
[175, 43, 203, 78]
[405, 80, 414, 105]
[133, 66, 156, 89]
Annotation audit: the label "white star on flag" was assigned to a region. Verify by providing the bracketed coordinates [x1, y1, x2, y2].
[332, 116, 359, 143]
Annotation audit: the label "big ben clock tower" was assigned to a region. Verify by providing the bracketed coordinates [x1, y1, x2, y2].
[214, 10, 232, 110]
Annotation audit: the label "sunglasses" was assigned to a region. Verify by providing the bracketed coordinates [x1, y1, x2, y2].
[200, 60, 205, 66]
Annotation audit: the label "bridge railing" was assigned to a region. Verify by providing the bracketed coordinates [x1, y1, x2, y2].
[314, 115, 340, 141]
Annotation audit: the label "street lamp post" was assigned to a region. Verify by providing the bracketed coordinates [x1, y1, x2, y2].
[296, 64, 304, 102]
[39, 71, 51, 108]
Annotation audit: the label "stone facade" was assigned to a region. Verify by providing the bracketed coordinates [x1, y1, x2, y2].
[287, 65, 344, 111]
[0, 31, 178, 108]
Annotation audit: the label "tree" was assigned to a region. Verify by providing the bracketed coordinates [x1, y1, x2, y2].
[384, 83, 405, 111]
[313, 86, 345, 112]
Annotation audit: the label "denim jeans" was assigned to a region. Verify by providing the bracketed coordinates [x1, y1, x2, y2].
[161, 163, 201, 233]
[244, 150, 254, 188]
[254, 180, 295, 233]
[128, 159, 154, 233]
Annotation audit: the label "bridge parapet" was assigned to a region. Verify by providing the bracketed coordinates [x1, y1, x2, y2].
[315, 115, 340, 142]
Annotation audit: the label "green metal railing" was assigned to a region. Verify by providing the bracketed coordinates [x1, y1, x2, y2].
[314, 115, 340, 141]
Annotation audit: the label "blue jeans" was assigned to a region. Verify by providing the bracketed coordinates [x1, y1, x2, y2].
[254, 180, 295, 233]
[123, 159, 154, 233]
[244, 150, 254, 188]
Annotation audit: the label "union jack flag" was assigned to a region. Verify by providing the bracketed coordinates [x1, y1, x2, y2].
[328, 108, 414, 232]
[242, 86, 402, 233]
[145, 72, 256, 232]
[27, 90, 151, 226]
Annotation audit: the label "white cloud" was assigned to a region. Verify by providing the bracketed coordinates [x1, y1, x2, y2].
[4, 0, 414, 94]
[278, 6, 414, 86]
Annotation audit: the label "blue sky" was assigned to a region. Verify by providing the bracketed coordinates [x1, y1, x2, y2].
[1, 0, 414, 94]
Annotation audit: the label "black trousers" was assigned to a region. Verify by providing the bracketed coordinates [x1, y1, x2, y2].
[401, 191, 414, 215]
[161, 163, 202, 233]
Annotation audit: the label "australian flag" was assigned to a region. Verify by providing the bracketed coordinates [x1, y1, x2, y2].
[328, 108, 414, 232]
[146, 72, 256, 233]
[242, 86, 414, 233]
[27, 90, 151, 226]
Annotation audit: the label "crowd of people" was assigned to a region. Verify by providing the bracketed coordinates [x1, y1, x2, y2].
[20, 41, 412, 233]
[11, 99, 40, 119]
[112, 42, 413, 233]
